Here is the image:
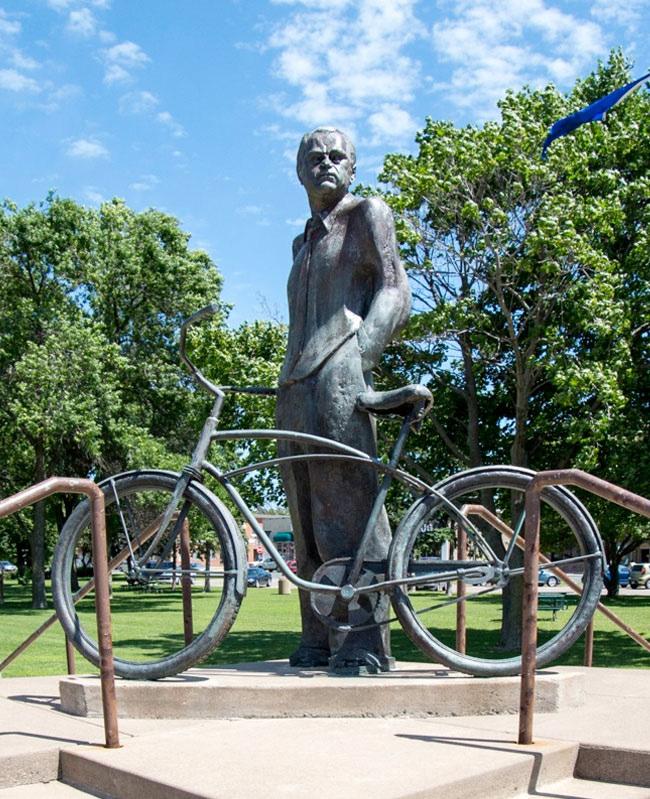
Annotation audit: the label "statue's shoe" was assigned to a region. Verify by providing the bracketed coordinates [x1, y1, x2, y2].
[328, 649, 395, 675]
[288, 644, 331, 668]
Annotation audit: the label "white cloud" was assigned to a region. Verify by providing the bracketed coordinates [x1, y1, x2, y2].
[9, 50, 39, 71]
[591, 0, 647, 27]
[83, 187, 105, 205]
[0, 9, 20, 37]
[102, 40, 149, 84]
[67, 8, 97, 37]
[104, 64, 129, 84]
[157, 110, 186, 138]
[237, 204, 271, 225]
[431, 0, 606, 119]
[47, 0, 110, 11]
[40, 82, 82, 112]
[119, 90, 159, 114]
[67, 137, 109, 159]
[368, 103, 417, 145]
[129, 174, 159, 191]
[265, 0, 422, 148]
[0, 69, 40, 93]
[47, 0, 75, 10]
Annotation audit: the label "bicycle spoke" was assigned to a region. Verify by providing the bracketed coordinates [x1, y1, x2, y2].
[410, 583, 503, 618]
[110, 479, 140, 563]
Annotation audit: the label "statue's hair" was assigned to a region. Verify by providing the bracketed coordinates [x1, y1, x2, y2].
[296, 127, 356, 175]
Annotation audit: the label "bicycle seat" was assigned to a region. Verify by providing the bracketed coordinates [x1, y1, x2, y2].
[356, 384, 433, 421]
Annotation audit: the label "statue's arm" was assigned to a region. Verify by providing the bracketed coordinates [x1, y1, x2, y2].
[292, 233, 305, 260]
[356, 197, 411, 371]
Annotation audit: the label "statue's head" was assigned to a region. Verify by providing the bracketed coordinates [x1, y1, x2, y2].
[296, 127, 356, 209]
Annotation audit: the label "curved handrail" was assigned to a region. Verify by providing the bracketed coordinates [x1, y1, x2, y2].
[0, 477, 119, 749]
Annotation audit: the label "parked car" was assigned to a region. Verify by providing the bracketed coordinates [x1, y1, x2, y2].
[538, 568, 560, 587]
[0, 560, 17, 575]
[604, 564, 631, 588]
[158, 568, 195, 585]
[286, 559, 298, 574]
[580, 563, 630, 588]
[247, 565, 272, 588]
[258, 557, 277, 572]
[629, 563, 650, 589]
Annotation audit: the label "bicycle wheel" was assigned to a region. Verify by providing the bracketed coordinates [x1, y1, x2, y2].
[52, 470, 247, 680]
[388, 466, 603, 677]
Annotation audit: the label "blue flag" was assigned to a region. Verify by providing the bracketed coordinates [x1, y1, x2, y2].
[542, 71, 650, 158]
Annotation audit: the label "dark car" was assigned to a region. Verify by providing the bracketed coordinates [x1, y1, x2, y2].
[629, 563, 650, 589]
[538, 568, 560, 587]
[247, 565, 272, 588]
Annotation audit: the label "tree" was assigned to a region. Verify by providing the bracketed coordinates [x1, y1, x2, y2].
[0, 195, 225, 606]
[374, 50, 650, 634]
[187, 318, 287, 508]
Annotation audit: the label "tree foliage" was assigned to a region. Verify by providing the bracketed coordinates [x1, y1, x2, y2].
[374, 50, 649, 601]
[0, 195, 227, 605]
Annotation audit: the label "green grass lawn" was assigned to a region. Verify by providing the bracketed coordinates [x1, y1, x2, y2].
[1, 578, 648, 677]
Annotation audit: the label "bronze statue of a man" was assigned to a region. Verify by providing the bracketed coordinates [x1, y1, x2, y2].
[276, 127, 411, 672]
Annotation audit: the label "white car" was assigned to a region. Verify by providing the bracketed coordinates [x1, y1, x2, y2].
[0, 560, 17, 574]
[629, 563, 650, 589]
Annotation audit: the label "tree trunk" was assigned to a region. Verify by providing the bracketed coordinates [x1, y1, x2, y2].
[31, 442, 48, 609]
[605, 541, 620, 598]
[203, 544, 212, 593]
[499, 371, 531, 650]
[460, 334, 482, 469]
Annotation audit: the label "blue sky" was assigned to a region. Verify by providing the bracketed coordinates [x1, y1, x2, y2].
[1, 0, 648, 325]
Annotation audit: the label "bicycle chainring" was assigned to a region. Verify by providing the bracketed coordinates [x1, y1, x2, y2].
[309, 558, 389, 630]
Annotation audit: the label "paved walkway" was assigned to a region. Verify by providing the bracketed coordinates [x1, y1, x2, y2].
[0, 666, 648, 798]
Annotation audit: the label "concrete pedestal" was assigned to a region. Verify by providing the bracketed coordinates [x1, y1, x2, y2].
[59, 660, 585, 720]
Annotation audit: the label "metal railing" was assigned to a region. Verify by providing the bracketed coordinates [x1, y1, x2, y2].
[0, 478, 119, 749]
[460, 504, 650, 660]
[519, 468, 650, 744]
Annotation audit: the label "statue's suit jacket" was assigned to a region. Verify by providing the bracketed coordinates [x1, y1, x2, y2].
[279, 193, 410, 386]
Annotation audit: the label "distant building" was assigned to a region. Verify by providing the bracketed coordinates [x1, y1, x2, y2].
[243, 513, 294, 563]
[630, 539, 650, 564]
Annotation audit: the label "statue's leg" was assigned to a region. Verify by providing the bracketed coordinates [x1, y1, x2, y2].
[310, 344, 393, 672]
[276, 381, 330, 668]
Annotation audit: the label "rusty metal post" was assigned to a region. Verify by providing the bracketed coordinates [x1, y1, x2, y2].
[517, 467, 650, 745]
[65, 635, 76, 674]
[0, 477, 119, 748]
[519, 483, 541, 745]
[584, 618, 594, 667]
[456, 523, 467, 655]
[180, 518, 193, 646]
[86, 486, 119, 749]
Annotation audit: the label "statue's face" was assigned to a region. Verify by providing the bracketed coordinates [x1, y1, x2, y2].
[298, 131, 355, 207]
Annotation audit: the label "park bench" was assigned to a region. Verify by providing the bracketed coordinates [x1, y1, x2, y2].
[538, 592, 570, 621]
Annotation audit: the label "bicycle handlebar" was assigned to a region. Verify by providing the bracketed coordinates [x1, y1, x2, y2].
[179, 304, 277, 398]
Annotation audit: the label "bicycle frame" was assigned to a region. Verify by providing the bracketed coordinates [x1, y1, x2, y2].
[136, 387, 501, 601]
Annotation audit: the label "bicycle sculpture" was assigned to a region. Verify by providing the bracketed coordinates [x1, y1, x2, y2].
[52, 305, 605, 680]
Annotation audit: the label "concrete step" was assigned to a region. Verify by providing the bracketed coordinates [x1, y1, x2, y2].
[58, 717, 581, 799]
[516, 776, 650, 798]
[0, 781, 99, 797]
